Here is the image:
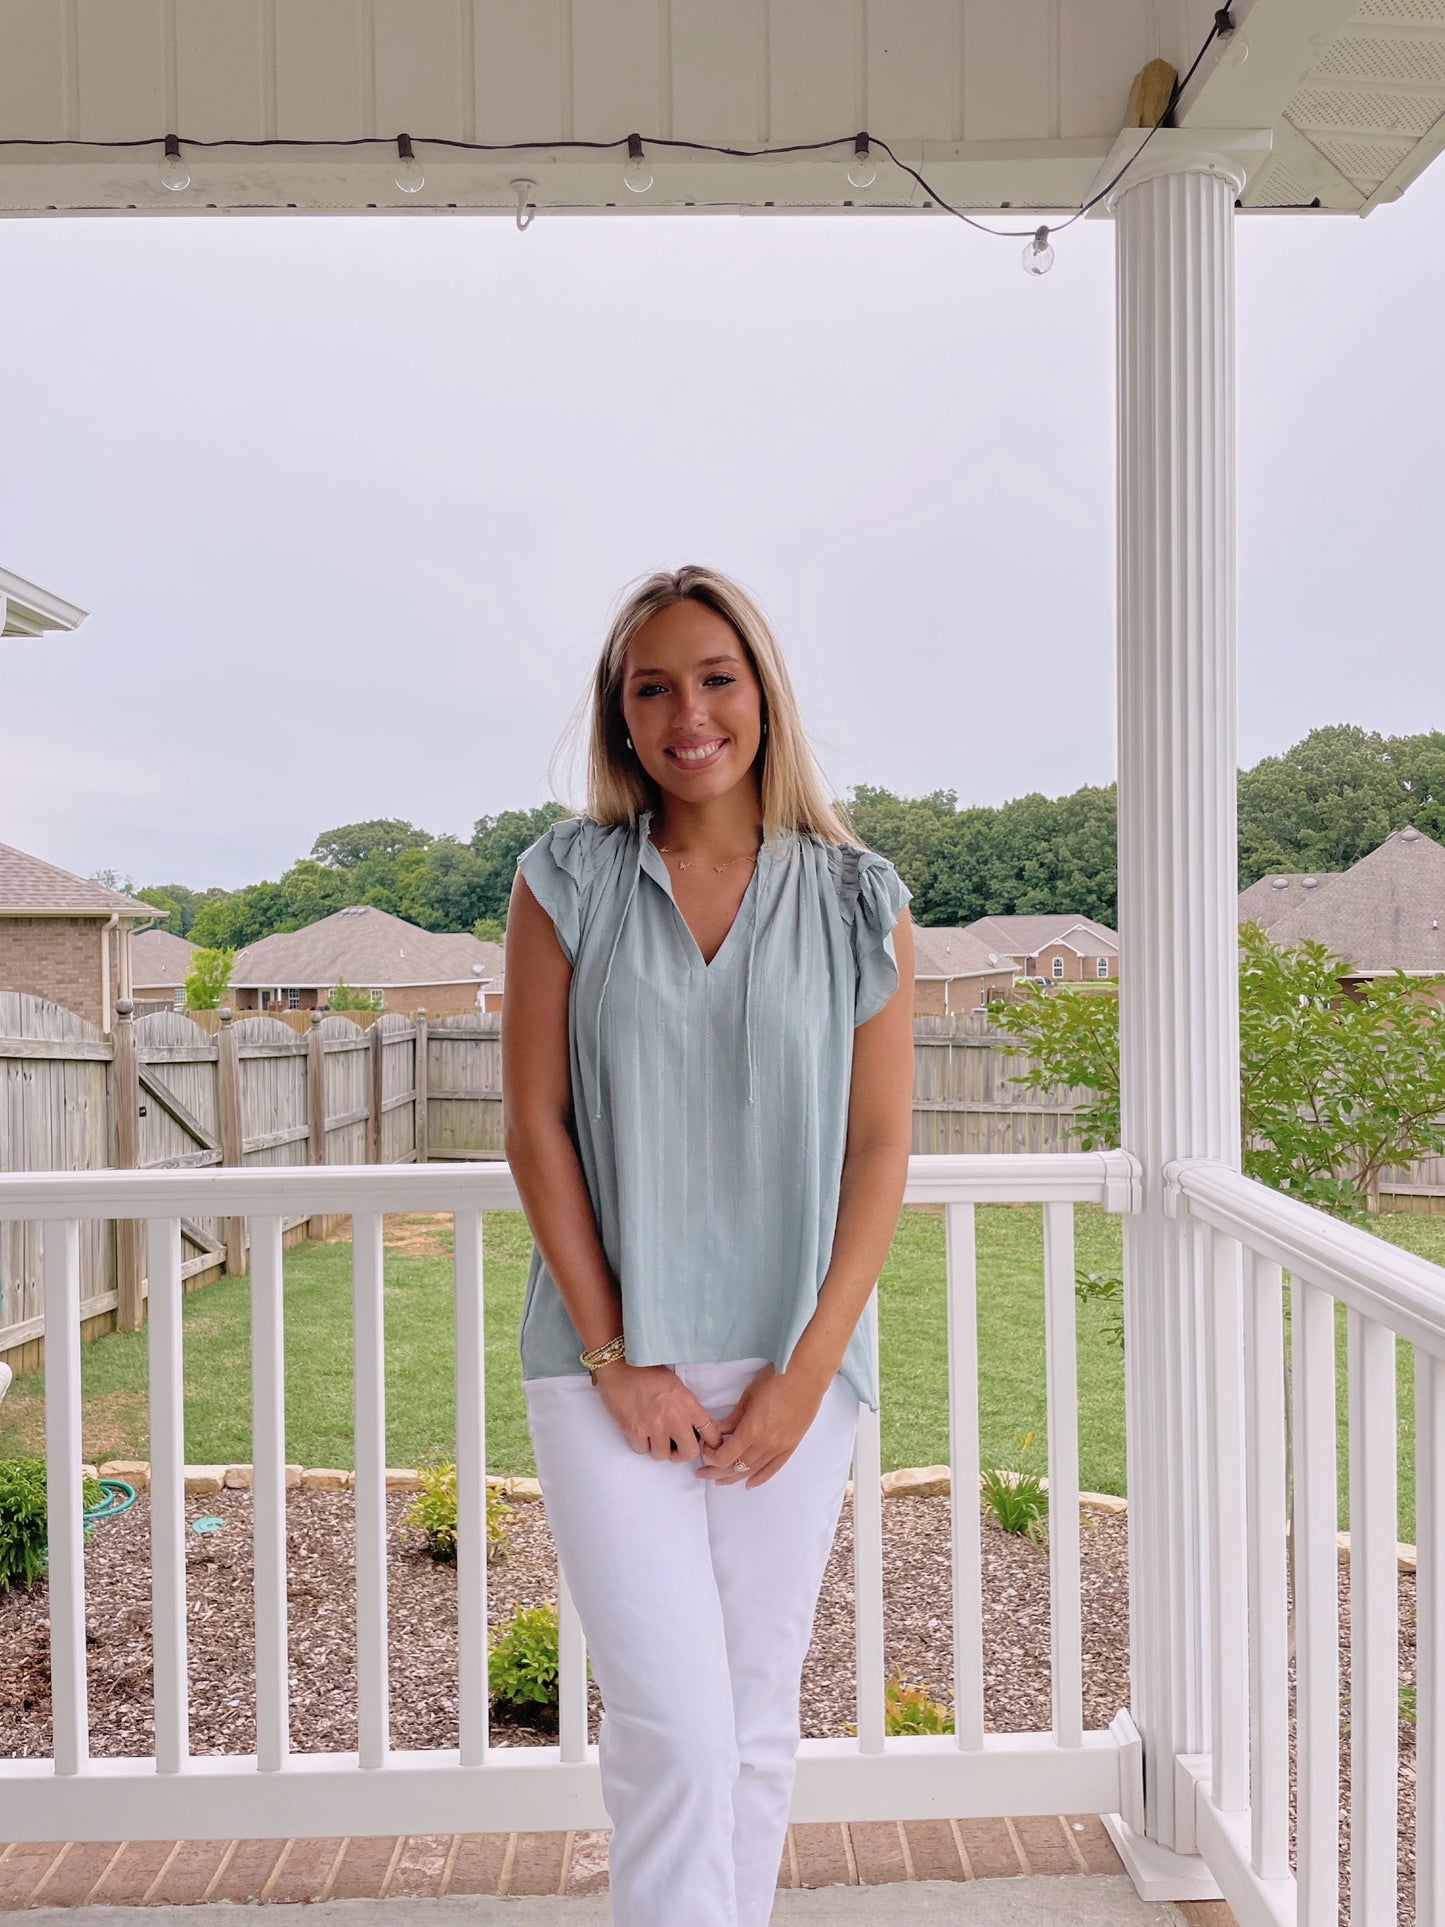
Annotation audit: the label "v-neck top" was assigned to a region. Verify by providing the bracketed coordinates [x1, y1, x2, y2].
[513, 807, 912, 1411]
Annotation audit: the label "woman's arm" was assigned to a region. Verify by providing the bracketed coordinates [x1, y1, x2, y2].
[501, 871, 626, 1355]
[782, 905, 916, 1393]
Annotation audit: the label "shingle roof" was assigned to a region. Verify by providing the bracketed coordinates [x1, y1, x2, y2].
[912, 926, 1012, 979]
[232, 905, 505, 989]
[1242, 826, 1445, 976]
[964, 914, 1119, 958]
[132, 928, 198, 988]
[0, 841, 156, 917]
[1237, 870, 1339, 928]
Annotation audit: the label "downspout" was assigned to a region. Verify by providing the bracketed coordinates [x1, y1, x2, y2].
[100, 912, 118, 1031]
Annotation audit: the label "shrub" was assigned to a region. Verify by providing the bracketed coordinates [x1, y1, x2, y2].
[402, 1461, 513, 1563]
[1075, 1270, 1125, 1352]
[0, 1459, 103, 1593]
[489, 1602, 565, 1720]
[884, 1673, 954, 1736]
[980, 1430, 1049, 1544]
[328, 978, 384, 1012]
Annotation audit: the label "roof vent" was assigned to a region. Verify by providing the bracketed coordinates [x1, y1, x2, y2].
[1271, 877, 1289, 890]
[1302, 876, 1319, 889]
[988, 952, 999, 965]
[1402, 826, 1420, 842]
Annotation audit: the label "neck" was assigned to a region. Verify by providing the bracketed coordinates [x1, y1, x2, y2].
[649, 781, 764, 855]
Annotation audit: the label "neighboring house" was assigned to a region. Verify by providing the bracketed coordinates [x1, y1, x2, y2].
[911, 926, 1016, 1014]
[0, 842, 160, 1032]
[230, 905, 505, 1015]
[132, 928, 200, 1008]
[963, 914, 1120, 985]
[1238, 824, 1445, 991]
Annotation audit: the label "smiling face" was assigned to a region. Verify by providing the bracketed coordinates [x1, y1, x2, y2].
[619, 599, 765, 808]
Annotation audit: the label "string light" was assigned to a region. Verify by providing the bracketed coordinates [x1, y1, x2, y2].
[623, 133, 653, 195]
[394, 133, 425, 193]
[846, 134, 877, 191]
[158, 134, 189, 193]
[511, 177, 537, 231]
[1022, 224, 1055, 275]
[1213, 8, 1249, 69]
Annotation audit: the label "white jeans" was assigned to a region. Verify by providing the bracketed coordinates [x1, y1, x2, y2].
[522, 1356, 861, 1927]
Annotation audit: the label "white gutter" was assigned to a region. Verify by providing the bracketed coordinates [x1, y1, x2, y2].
[0, 565, 88, 637]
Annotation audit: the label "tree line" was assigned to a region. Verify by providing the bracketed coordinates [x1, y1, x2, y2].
[118, 725, 1445, 946]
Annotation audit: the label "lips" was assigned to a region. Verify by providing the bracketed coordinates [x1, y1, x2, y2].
[664, 737, 728, 769]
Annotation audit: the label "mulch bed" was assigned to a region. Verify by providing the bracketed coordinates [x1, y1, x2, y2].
[0, 1487, 1421, 1923]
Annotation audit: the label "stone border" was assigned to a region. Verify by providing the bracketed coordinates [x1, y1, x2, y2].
[88, 1459, 1418, 1575]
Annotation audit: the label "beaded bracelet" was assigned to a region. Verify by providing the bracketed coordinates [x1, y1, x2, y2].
[579, 1332, 627, 1383]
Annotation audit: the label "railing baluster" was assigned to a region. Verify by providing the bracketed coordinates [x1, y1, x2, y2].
[1043, 1201, 1083, 1749]
[146, 1216, 189, 1774]
[453, 1209, 490, 1766]
[1292, 1279, 1340, 1927]
[853, 1288, 885, 1754]
[557, 1566, 589, 1764]
[1242, 1252, 1289, 1880]
[946, 1201, 984, 1750]
[250, 1216, 290, 1771]
[1205, 1227, 1248, 1810]
[352, 1212, 389, 1770]
[43, 1218, 88, 1775]
[1418, 1346, 1444, 1925]
[1347, 1308, 1399, 1919]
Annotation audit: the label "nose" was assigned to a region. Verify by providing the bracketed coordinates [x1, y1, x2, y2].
[670, 684, 710, 731]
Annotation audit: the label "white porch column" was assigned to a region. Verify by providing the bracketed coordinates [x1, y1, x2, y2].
[1110, 150, 1250, 1883]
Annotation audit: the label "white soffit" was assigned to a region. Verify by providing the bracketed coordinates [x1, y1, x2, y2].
[0, 566, 88, 639]
[0, 0, 1439, 219]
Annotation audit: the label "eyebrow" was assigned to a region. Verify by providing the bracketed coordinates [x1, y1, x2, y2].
[628, 654, 740, 679]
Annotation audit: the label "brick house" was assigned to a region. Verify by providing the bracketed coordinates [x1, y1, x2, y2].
[0, 843, 160, 1033]
[132, 928, 200, 1008]
[230, 905, 505, 1015]
[964, 914, 1120, 985]
[910, 926, 1017, 1014]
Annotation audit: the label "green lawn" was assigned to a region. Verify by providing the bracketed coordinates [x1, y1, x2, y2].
[2, 1203, 1441, 1540]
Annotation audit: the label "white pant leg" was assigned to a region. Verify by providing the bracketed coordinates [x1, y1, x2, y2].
[688, 1363, 861, 1927]
[522, 1370, 741, 1927]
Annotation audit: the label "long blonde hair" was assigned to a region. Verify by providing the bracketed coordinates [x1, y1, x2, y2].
[548, 565, 856, 845]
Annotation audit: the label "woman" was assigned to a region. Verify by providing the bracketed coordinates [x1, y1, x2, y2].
[501, 564, 914, 1926]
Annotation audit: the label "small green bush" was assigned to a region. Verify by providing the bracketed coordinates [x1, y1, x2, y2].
[402, 1461, 513, 1563]
[980, 1430, 1049, 1544]
[884, 1673, 954, 1736]
[489, 1602, 564, 1719]
[0, 1459, 103, 1593]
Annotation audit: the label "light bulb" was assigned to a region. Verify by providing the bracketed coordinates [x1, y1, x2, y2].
[623, 134, 653, 195]
[394, 134, 425, 194]
[1022, 225, 1055, 276]
[1217, 28, 1249, 67]
[847, 136, 877, 191]
[159, 135, 189, 193]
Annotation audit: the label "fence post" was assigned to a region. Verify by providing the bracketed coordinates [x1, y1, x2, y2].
[307, 1010, 328, 1239]
[368, 1019, 384, 1164]
[111, 998, 144, 1331]
[216, 1007, 246, 1275]
[414, 1010, 428, 1163]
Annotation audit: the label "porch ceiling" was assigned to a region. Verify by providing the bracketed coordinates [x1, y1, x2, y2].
[0, 0, 1441, 220]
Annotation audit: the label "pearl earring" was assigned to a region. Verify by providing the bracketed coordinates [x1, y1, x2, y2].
[626, 735, 633, 749]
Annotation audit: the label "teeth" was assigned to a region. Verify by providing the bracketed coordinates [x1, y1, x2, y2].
[673, 741, 722, 762]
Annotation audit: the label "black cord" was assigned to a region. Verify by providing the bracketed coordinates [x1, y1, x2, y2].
[0, 13, 1232, 241]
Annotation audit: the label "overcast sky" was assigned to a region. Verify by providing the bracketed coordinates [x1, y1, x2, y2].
[3, 159, 1443, 893]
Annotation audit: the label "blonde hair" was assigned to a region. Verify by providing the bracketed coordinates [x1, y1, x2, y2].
[548, 565, 856, 845]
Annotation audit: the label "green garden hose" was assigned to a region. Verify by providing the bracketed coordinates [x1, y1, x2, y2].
[82, 1477, 137, 1525]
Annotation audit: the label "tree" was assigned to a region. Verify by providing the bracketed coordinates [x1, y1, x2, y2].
[328, 978, 384, 1012]
[991, 925, 1445, 1218]
[135, 883, 209, 936]
[311, 819, 434, 869]
[184, 946, 235, 1010]
[473, 915, 506, 944]
[90, 867, 136, 895]
[1237, 725, 1445, 885]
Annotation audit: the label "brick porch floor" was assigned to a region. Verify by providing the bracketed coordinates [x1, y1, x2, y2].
[0, 1821, 1235, 1919]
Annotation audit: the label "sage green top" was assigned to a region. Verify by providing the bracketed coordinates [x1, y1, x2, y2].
[514, 807, 911, 1411]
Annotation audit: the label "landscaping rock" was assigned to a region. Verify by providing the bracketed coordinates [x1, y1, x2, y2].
[300, 1468, 353, 1491]
[385, 1468, 422, 1491]
[183, 1466, 227, 1495]
[98, 1460, 150, 1492]
[224, 1466, 253, 1489]
[882, 1465, 951, 1498]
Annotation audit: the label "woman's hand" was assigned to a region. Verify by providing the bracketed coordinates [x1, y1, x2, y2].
[694, 1363, 828, 1490]
[595, 1362, 728, 1463]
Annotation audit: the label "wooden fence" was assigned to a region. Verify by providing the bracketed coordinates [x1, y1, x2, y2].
[5, 997, 1442, 1364]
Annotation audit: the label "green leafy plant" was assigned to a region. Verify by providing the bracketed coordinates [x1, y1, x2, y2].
[327, 978, 385, 1012]
[183, 946, 235, 1011]
[489, 1601, 568, 1720]
[0, 1459, 102, 1592]
[402, 1460, 513, 1563]
[884, 1673, 955, 1736]
[979, 1430, 1049, 1544]
[1075, 1271, 1125, 1352]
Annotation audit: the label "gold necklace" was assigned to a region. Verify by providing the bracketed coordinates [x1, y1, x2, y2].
[652, 838, 762, 874]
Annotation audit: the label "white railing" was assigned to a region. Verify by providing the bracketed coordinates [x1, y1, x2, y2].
[1168, 1158, 1445, 1927]
[0, 1151, 1140, 1843]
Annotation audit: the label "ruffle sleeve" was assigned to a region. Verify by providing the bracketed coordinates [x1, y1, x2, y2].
[514, 816, 595, 966]
[849, 851, 913, 1026]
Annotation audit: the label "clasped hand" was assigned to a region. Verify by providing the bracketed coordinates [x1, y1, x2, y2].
[595, 1360, 826, 1490]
